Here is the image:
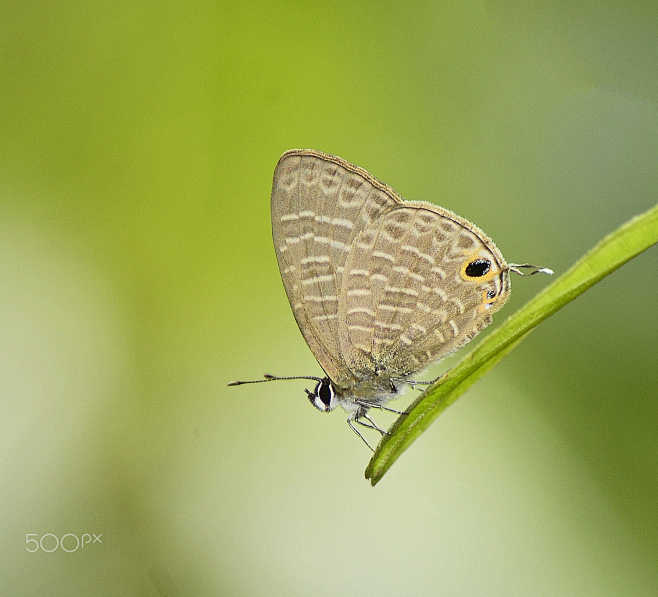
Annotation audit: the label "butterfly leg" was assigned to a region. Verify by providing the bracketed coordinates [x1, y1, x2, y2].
[408, 379, 435, 391]
[355, 400, 407, 415]
[347, 415, 375, 452]
[356, 413, 390, 436]
[391, 375, 442, 390]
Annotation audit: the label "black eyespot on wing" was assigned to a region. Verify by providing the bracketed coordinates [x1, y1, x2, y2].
[465, 259, 491, 278]
[487, 289, 496, 299]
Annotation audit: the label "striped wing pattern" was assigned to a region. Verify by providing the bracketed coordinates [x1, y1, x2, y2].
[340, 204, 509, 379]
[271, 150, 399, 386]
[271, 149, 510, 392]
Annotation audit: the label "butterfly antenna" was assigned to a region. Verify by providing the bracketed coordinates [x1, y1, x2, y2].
[227, 373, 322, 387]
[508, 263, 554, 276]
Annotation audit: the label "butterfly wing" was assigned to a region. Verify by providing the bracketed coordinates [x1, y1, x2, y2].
[338, 202, 511, 379]
[271, 150, 400, 386]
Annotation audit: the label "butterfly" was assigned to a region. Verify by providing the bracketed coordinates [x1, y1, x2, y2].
[229, 150, 552, 449]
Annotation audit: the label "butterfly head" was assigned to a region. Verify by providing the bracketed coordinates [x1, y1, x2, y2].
[306, 377, 338, 412]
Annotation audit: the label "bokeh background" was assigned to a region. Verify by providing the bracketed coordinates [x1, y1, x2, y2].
[1, 2, 656, 596]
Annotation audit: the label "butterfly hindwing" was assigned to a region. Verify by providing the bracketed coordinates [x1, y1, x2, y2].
[338, 202, 509, 377]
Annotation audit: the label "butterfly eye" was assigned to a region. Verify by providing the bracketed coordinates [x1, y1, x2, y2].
[487, 289, 496, 299]
[465, 259, 491, 278]
[308, 379, 337, 412]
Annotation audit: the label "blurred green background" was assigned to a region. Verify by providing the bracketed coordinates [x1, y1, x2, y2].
[1, 2, 656, 595]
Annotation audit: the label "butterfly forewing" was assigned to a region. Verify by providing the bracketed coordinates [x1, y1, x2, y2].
[271, 150, 399, 386]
